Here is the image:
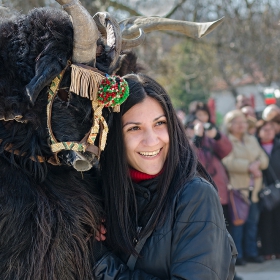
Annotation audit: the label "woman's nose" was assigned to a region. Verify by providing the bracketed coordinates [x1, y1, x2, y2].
[143, 128, 159, 146]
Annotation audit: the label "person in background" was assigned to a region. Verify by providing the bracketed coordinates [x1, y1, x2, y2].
[188, 100, 201, 115]
[241, 105, 256, 119]
[176, 109, 187, 126]
[262, 104, 280, 121]
[186, 102, 233, 228]
[223, 110, 268, 266]
[262, 104, 280, 137]
[235, 94, 252, 110]
[246, 116, 257, 135]
[240, 104, 257, 135]
[184, 114, 196, 141]
[256, 120, 280, 260]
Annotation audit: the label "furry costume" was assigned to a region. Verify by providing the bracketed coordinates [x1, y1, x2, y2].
[0, 7, 104, 280]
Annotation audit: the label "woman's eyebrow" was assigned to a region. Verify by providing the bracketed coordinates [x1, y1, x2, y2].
[122, 115, 166, 128]
[122, 121, 141, 128]
[154, 114, 166, 121]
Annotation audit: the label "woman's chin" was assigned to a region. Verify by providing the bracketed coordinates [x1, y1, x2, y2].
[140, 166, 163, 175]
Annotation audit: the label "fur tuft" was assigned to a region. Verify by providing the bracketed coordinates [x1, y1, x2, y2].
[115, 51, 146, 76]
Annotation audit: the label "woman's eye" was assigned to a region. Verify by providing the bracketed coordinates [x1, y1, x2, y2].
[156, 121, 167, 126]
[127, 126, 140, 131]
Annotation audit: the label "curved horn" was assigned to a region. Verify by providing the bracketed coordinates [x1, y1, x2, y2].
[93, 12, 122, 72]
[121, 28, 146, 50]
[56, 0, 99, 65]
[119, 16, 224, 40]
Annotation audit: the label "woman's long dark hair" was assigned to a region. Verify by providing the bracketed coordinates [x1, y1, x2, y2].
[100, 73, 214, 255]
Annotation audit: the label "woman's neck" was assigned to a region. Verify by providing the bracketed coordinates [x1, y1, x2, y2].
[231, 132, 243, 141]
[129, 168, 162, 183]
[260, 139, 274, 145]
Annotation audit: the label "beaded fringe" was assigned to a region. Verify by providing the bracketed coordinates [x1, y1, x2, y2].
[69, 64, 104, 100]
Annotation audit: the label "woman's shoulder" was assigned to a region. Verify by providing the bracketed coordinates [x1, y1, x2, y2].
[244, 133, 259, 144]
[270, 137, 280, 156]
[274, 136, 280, 147]
[176, 177, 219, 205]
[174, 176, 224, 225]
[181, 176, 217, 191]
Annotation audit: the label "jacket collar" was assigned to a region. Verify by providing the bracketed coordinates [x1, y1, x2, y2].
[228, 133, 249, 143]
[133, 178, 159, 227]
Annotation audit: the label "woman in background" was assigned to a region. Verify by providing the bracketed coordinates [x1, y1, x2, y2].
[186, 102, 232, 228]
[223, 110, 268, 266]
[256, 120, 280, 260]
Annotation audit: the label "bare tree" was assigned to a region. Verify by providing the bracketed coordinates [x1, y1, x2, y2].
[137, 0, 280, 100]
[193, 0, 280, 97]
[3, 0, 280, 102]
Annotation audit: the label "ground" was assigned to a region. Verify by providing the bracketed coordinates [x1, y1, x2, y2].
[236, 259, 280, 280]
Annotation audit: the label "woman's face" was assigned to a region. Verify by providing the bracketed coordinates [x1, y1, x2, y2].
[259, 122, 275, 142]
[229, 116, 248, 135]
[122, 96, 169, 175]
[195, 110, 209, 123]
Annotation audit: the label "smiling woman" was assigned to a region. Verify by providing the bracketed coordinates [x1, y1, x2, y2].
[95, 73, 237, 279]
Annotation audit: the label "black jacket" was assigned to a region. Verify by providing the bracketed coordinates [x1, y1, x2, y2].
[94, 177, 236, 279]
[260, 137, 280, 185]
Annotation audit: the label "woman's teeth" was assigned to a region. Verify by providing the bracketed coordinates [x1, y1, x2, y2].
[139, 149, 161, 157]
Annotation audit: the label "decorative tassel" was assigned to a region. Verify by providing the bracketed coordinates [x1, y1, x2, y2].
[113, 105, 120, 112]
[70, 64, 104, 100]
[99, 116, 109, 150]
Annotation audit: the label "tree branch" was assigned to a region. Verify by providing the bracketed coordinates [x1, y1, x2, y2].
[164, 0, 185, 18]
[108, 0, 142, 16]
[244, 0, 258, 9]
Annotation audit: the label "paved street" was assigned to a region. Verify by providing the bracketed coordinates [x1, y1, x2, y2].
[236, 259, 280, 280]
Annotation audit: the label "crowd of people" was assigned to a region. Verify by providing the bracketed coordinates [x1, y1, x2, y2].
[178, 94, 280, 280]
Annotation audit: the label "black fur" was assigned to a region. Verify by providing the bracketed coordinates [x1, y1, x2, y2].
[115, 51, 145, 77]
[0, 7, 104, 280]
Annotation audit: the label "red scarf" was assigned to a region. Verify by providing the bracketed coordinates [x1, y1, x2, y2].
[129, 168, 163, 183]
[260, 140, 274, 145]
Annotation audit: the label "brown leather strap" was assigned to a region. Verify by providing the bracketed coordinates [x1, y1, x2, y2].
[47, 153, 61, 166]
[79, 132, 100, 158]
[85, 144, 100, 157]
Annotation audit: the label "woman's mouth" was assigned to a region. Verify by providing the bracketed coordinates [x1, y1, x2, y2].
[138, 148, 162, 157]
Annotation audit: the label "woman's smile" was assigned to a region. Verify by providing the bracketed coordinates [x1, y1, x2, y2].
[138, 148, 162, 157]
